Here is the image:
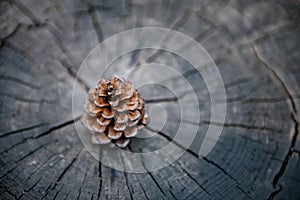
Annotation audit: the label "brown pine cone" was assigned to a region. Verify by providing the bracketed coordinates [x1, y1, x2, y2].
[81, 76, 148, 148]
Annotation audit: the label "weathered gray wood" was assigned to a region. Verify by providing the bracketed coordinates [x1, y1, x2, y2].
[1, 0, 300, 199]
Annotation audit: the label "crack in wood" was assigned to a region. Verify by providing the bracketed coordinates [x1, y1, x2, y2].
[145, 96, 178, 103]
[268, 113, 299, 199]
[145, 126, 199, 159]
[16, 141, 55, 164]
[0, 21, 47, 48]
[90, 193, 94, 200]
[144, 167, 166, 197]
[266, 184, 283, 200]
[251, 44, 299, 199]
[24, 177, 42, 193]
[73, 2, 110, 43]
[216, 94, 300, 105]
[0, 117, 80, 156]
[0, 123, 46, 138]
[223, 77, 252, 89]
[76, 168, 88, 200]
[16, 177, 43, 199]
[136, 178, 150, 200]
[3, 1, 90, 94]
[1, 31, 90, 95]
[2, 189, 17, 199]
[64, 188, 76, 199]
[8, 0, 40, 24]
[0, 132, 76, 189]
[63, 189, 71, 200]
[10, 0, 76, 70]
[59, 59, 90, 92]
[125, 9, 194, 78]
[181, 119, 278, 133]
[14, 146, 77, 199]
[86, 2, 104, 44]
[294, 149, 300, 155]
[179, 166, 210, 195]
[57, 149, 82, 183]
[144, 90, 189, 104]
[39, 184, 51, 199]
[34, 116, 81, 139]
[97, 149, 103, 200]
[0, 141, 55, 180]
[184, 184, 207, 199]
[119, 153, 134, 200]
[176, 26, 216, 52]
[0, 164, 18, 180]
[0, 75, 40, 89]
[23, 149, 69, 185]
[205, 19, 300, 60]
[126, 145, 158, 199]
[146, 91, 299, 107]
[169, 190, 178, 200]
[38, 24, 91, 93]
[134, 145, 167, 197]
[44, 24, 91, 93]
[0, 23, 23, 48]
[251, 44, 297, 115]
[170, 9, 193, 31]
[52, 185, 64, 200]
[202, 157, 236, 182]
[202, 159, 252, 199]
[241, 20, 300, 50]
[0, 92, 55, 104]
[236, 185, 252, 200]
[145, 126, 252, 199]
[144, 10, 192, 64]
[232, 97, 287, 104]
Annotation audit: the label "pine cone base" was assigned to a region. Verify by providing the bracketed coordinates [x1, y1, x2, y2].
[81, 76, 147, 148]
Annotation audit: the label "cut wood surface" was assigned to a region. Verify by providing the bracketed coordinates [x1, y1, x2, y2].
[1, 0, 300, 199]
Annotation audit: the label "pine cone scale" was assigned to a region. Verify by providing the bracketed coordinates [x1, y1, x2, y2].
[124, 126, 138, 138]
[102, 107, 114, 118]
[115, 138, 130, 148]
[92, 132, 111, 144]
[113, 122, 126, 131]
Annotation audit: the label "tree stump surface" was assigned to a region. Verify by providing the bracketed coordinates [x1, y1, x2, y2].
[1, 0, 300, 199]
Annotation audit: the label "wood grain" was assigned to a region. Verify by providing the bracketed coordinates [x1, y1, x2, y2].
[1, 0, 300, 199]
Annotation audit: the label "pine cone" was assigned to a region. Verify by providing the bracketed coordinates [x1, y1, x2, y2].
[81, 76, 148, 148]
